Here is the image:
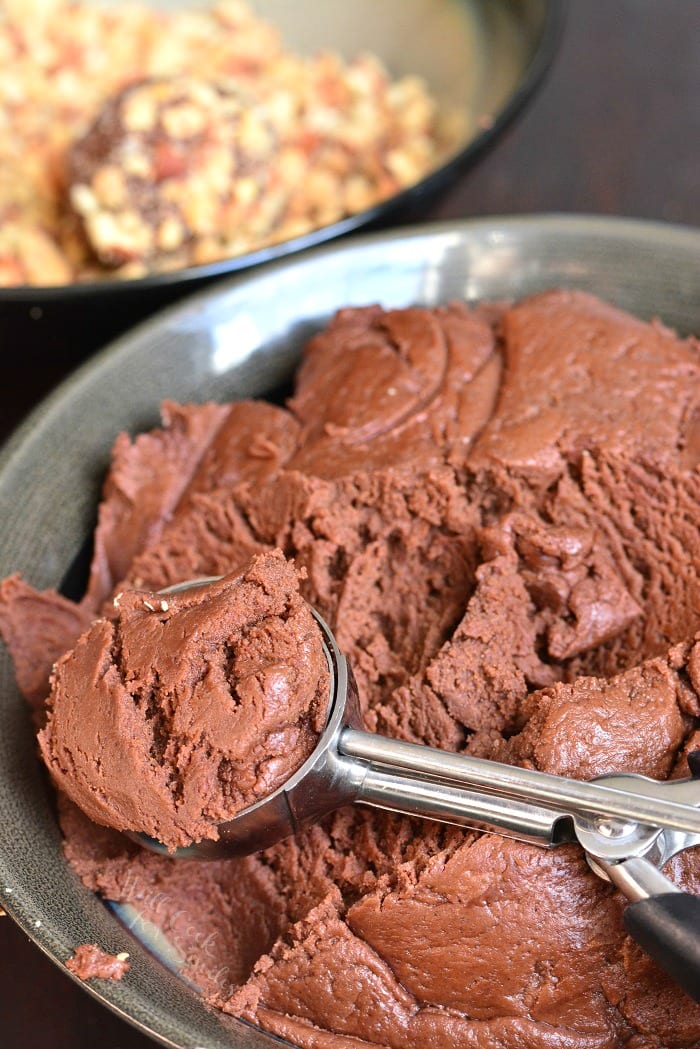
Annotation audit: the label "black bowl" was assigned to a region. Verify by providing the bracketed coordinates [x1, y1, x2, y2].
[0, 0, 562, 362]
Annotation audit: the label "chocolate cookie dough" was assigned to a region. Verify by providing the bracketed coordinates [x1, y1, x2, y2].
[39, 552, 330, 851]
[3, 289, 700, 1047]
[66, 944, 130, 982]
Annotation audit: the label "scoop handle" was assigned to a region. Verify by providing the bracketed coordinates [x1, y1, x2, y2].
[623, 893, 700, 1004]
[340, 729, 700, 838]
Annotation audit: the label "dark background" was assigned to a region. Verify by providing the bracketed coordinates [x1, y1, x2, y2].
[1, 1, 699, 1045]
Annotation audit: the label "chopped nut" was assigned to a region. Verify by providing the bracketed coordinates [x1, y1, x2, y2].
[70, 183, 99, 216]
[122, 90, 158, 133]
[156, 216, 186, 252]
[162, 101, 209, 139]
[92, 166, 128, 210]
[233, 176, 260, 208]
[122, 153, 152, 179]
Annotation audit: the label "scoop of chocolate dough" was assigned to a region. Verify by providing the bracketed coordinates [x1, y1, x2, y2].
[38, 551, 330, 851]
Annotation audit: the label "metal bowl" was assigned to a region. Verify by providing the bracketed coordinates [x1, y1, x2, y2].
[2, 215, 700, 1047]
[0, 0, 561, 360]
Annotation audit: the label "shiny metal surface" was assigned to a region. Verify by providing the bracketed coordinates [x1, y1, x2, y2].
[589, 856, 682, 903]
[583, 770, 700, 875]
[2, 216, 700, 1048]
[655, 827, 700, 868]
[355, 764, 568, 846]
[342, 732, 700, 842]
[578, 772, 700, 865]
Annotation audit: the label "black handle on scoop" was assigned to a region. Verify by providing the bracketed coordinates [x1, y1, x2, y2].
[624, 893, 700, 1004]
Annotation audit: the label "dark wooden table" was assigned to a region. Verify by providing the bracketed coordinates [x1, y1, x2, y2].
[1, 2, 699, 1045]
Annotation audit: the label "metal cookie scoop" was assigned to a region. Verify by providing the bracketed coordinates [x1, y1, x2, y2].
[141, 583, 700, 1003]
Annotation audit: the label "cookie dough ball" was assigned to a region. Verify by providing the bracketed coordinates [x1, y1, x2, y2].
[38, 552, 331, 851]
[68, 76, 277, 270]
